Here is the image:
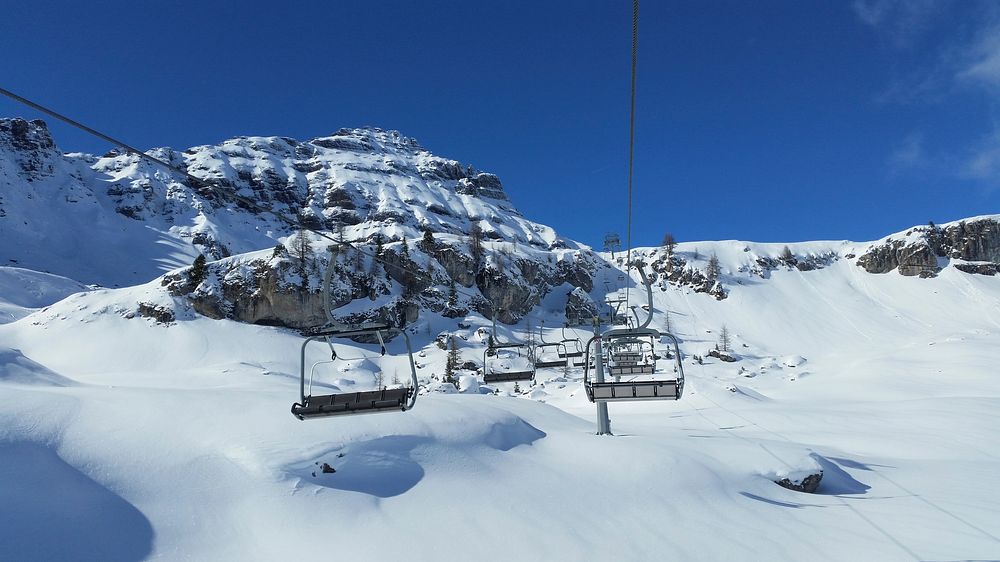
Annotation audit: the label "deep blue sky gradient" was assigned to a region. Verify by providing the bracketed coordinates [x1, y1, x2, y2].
[2, 1, 998, 247]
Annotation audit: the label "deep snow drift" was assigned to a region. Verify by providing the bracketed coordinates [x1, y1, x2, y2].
[2, 232, 999, 561]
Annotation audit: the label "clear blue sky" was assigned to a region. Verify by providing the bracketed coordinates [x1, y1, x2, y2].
[3, 1, 998, 248]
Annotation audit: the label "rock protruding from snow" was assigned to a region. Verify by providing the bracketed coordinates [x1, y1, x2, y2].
[0, 118, 59, 179]
[857, 217, 1000, 276]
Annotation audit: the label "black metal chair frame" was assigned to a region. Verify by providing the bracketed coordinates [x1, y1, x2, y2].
[291, 323, 418, 420]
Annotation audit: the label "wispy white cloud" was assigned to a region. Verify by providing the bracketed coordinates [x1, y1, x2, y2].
[956, 22, 1000, 91]
[888, 133, 926, 175]
[962, 131, 1000, 190]
[861, 2, 1000, 188]
[852, 0, 941, 48]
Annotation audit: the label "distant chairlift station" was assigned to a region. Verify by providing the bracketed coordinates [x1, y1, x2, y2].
[291, 245, 419, 420]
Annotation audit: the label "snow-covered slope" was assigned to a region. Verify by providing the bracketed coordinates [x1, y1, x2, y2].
[2, 236, 999, 560]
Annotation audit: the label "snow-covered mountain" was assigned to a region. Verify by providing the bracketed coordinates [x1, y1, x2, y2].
[0, 118, 573, 287]
[2, 117, 1000, 561]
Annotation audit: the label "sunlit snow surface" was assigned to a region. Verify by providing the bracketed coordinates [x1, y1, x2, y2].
[1, 243, 1000, 561]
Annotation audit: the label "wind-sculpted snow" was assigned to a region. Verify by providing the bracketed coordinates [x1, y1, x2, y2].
[0, 442, 154, 562]
[0, 266, 90, 324]
[0, 347, 76, 386]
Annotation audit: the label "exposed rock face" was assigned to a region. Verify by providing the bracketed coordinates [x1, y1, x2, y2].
[954, 262, 999, 276]
[162, 238, 599, 330]
[649, 254, 727, 300]
[857, 218, 1000, 276]
[0, 118, 58, 179]
[856, 238, 938, 276]
[708, 349, 737, 362]
[746, 252, 839, 277]
[565, 287, 598, 323]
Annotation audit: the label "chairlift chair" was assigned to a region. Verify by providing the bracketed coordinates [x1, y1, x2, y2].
[585, 327, 684, 401]
[291, 322, 418, 419]
[606, 331, 657, 376]
[483, 341, 536, 383]
[481, 313, 536, 383]
[533, 322, 568, 369]
[291, 245, 418, 420]
[558, 324, 585, 357]
[582, 263, 685, 403]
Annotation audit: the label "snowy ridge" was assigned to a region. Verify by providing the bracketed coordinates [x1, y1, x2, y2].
[0, 120, 571, 287]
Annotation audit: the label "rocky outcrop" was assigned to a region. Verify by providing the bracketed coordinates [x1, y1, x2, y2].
[954, 262, 999, 276]
[774, 472, 823, 493]
[856, 237, 938, 276]
[564, 287, 598, 323]
[857, 218, 1000, 277]
[1, 119, 568, 283]
[0, 118, 58, 179]
[745, 252, 839, 277]
[162, 237, 598, 330]
[649, 254, 727, 300]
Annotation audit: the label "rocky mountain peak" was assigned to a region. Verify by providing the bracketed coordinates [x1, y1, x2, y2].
[310, 127, 424, 154]
[0, 118, 60, 180]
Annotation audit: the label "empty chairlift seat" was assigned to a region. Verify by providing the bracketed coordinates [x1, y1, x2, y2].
[583, 327, 685, 403]
[483, 341, 535, 383]
[585, 379, 681, 401]
[534, 342, 568, 369]
[293, 387, 414, 419]
[291, 322, 419, 420]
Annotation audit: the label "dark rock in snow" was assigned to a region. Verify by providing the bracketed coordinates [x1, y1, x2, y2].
[774, 471, 823, 493]
[857, 218, 1000, 276]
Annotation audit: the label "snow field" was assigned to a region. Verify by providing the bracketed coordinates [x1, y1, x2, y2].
[1, 236, 999, 560]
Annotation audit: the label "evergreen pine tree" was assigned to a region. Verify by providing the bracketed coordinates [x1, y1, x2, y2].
[779, 245, 794, 262]
[661, 233, 677, 255]
[189, 254, 207, 286]
[445, 336, 460, 389]
[469, 223, 484, 267]
[420, 227, 435, 253]
[718, 325, 731, 353]
[448, 279, 458, 308]
[706, 253, 721, 282]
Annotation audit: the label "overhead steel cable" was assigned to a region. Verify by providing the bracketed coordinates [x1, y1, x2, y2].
[0, 86, 494, 306]
[625, 0, 638, 304]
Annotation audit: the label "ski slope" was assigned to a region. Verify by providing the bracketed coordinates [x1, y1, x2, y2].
[1, 240, 999, 561]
